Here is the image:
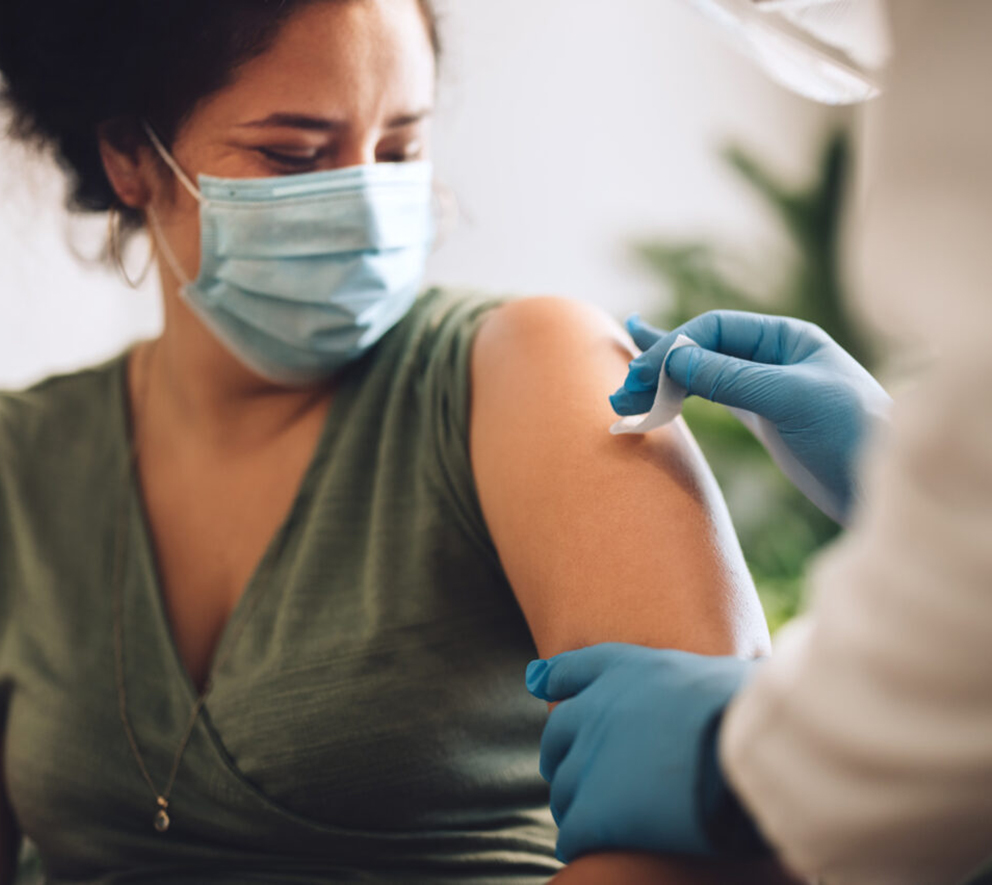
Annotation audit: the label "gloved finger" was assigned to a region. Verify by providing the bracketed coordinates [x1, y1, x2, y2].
[622, 320, 683, 391]
[548, 736, 589, 829]
[626, 314, 665, 350]
[634, 310, 812, 370]
[539, 697, 584, 783]
[665, 346, 788, 419]
[609, 386, 656, 416]
[526, 643, 630, 702]
[555, 790, 605, 864]
[624, 314, 667, 352]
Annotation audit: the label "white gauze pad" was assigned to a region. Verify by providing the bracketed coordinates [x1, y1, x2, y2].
[608, 332, 849, 524]
[610, 334, 698, 435]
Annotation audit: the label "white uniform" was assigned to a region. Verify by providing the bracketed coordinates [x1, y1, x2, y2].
[720, 3, 992, 884]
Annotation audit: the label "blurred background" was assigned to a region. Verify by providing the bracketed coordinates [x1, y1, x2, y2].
[0, 0, 872, 631]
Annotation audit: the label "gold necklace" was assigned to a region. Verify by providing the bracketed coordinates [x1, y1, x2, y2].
[110, 341, 278, 834]
[112, 340, 195, 833]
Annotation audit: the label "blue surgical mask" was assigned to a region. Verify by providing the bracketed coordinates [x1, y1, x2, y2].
[143, 122, 435, 386]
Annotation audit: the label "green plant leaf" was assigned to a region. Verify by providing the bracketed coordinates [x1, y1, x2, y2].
[627, 128, 870, 633]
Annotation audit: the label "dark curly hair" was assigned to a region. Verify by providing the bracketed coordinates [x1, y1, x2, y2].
[0, 0, 440, 227]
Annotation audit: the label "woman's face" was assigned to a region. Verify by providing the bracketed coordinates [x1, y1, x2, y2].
[134, 0, 437, 287]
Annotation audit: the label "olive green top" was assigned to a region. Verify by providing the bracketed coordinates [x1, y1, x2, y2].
[0, 288, 560, 884]
[964, 859, 992, 884]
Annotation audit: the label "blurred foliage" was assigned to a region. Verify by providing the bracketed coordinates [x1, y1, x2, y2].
[632, 130, 876, 634]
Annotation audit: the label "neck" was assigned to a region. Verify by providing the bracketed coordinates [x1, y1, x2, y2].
[138, 272, 334, 456]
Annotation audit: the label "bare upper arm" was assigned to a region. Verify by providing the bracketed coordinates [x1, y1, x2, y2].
[470, 296, 769, 660]
[551, 851, 806, 884]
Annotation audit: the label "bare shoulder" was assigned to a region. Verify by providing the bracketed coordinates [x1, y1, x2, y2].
[473, 294, 630, 376]
[475, 293, 623, 335]
[469, 295, 769, 660]
[470, 295, 637, 450]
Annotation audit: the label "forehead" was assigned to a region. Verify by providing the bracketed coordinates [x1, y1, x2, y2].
[193, 0, 436, 128]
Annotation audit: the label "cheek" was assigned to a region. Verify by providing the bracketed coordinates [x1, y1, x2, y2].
[176, 207, 205, 281]
[150, 195, 204, 284]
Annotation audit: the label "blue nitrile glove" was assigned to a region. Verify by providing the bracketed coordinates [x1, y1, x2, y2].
[526, 643, 768, 864]
[610, 310, 891, 525]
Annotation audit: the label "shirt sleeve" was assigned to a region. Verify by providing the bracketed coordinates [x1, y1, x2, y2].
[719, 3, 992, 884]
[418, 289, 510, 568]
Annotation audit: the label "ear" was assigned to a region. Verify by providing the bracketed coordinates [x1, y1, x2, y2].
[97, 120, 152, 210]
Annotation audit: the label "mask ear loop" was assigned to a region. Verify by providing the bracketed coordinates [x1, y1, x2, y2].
[146, 205, 193, 288]
[141, 121, 204, 287]
[141, 121, 204, 204]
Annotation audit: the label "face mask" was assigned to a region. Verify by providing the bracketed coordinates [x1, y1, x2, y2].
[143, 122, 436, 386]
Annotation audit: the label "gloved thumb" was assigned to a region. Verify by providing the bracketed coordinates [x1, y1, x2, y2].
[526, 643, 634, 702]
[666, 346, 785, 420]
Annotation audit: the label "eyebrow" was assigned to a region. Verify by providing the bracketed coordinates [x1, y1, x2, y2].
[238, 109, 432, 131]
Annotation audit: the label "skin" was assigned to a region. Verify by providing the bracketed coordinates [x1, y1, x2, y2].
[470, 297, 768, 661]
[0, 0, 774, 880]
[549, 852, 806, 885]
[97, 0, 437, 695]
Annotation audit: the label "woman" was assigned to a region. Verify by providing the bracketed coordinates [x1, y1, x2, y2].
[0, 0, 771, 882]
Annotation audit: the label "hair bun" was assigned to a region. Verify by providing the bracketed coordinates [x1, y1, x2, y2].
[0, 0, 441, 221]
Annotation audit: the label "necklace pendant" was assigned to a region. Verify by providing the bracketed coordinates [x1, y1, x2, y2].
[154, 798, 170, 833]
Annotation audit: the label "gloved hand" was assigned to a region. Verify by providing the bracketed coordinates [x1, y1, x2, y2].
[525, 643, 766, 864]
[610, 310, 892, 525]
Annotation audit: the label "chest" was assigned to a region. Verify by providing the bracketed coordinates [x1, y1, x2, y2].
[1, 356, 552, 848]
[134, 427, 323, 695]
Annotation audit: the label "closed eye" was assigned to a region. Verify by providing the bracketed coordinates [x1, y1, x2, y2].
[376, 140, 424, 164]
[255, 147, 320, 171]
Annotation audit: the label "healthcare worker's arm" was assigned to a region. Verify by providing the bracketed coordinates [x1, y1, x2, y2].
[613, 310, 891, 526]
[721, 2, 992, 883]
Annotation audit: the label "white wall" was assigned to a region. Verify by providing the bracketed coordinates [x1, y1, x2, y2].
[0, 0, 839, 389]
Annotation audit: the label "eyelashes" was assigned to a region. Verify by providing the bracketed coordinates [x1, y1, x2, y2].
[253, 145, 424, 172]
[255, 148, 320, 170]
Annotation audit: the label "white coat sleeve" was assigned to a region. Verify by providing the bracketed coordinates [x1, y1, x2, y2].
[718, 3, 992, 884]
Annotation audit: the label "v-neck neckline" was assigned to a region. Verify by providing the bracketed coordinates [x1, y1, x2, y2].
[114, 347, 364, 708]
